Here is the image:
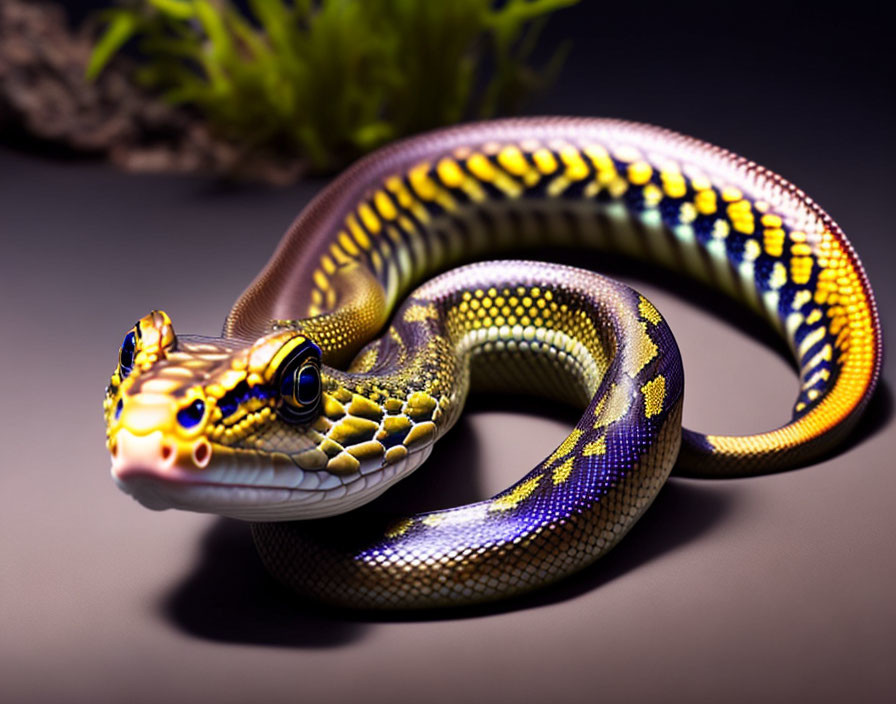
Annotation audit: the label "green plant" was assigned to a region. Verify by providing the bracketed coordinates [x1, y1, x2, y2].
[88, 0, 579, 171]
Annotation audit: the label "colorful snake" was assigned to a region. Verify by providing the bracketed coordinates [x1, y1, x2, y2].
[103, 118, 882, 609]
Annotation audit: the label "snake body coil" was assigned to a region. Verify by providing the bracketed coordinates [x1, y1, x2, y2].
[104, 118, 881, 609]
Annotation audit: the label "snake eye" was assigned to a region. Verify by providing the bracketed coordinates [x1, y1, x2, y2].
[275, 340, 322, 425]
[295, 364, 321, 405]
[177, 399, 206, 429]
[119, 330, 137, 378]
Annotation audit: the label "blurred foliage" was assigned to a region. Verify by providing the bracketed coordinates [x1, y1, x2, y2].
[88, 0, 579, 171]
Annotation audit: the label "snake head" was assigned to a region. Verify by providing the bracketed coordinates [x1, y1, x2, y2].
[103, 311, 340, 520]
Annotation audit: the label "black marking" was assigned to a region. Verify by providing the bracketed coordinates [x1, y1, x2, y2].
[659, 198, 683, 228]
[556, 172, 593, 201]
[379, 431, 407, 450]
[725, 230, 749, 265]
[753, 256, 777, 292]
[458, 157, 509, 202]
[692, 214, 716, 245]
[623, 185, 646, 214]
[798, 333, 833, 369]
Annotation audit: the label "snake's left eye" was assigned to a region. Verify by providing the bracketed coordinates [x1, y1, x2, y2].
[177, 399, 206, 429]
[275, 340, 322, 425]
[119, 331, 137, 379]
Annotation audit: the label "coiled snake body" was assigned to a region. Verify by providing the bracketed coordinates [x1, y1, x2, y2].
[104, 118, 881, 609]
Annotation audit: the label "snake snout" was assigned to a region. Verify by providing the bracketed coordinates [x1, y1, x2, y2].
[110, 429, 177, 478]
[110, 428, 213, 482]
[110, 391, 215, 478]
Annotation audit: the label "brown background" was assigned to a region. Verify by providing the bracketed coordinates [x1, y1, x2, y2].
[1, 3, 894, 703]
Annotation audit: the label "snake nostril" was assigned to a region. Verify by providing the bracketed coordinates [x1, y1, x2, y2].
[192, 439, 211, 468]
[160, 442, 174, 463]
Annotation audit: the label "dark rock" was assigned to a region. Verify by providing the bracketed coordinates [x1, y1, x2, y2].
[0, 0, 307, 184]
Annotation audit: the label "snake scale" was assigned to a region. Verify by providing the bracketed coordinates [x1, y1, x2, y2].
[104, 118, 882, 609]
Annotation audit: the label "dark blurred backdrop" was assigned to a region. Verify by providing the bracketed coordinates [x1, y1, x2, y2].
[45, 1, 896, 192]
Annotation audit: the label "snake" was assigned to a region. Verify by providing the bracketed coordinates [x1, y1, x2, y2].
[103, 117, 882, 610]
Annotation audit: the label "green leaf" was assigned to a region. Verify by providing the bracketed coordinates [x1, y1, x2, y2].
[85, 0, 581, 173]
[148, 0, 196, 20]
[223, 7, 270, 62]
[195, 0, 234, 63]
[351, 121, 395, 150]
[85, 11, 138, 80]
[248, 0, 295, 57]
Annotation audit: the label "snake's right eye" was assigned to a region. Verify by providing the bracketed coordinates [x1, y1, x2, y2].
[274, 339, 322, 425]
[119, 331, 137, 379]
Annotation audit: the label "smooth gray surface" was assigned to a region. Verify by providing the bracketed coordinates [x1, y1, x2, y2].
[2, 4, 894, 702]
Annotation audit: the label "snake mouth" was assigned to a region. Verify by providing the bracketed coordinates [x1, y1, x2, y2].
[111, 472, 334, 519]
[109, 429, 432, 520]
